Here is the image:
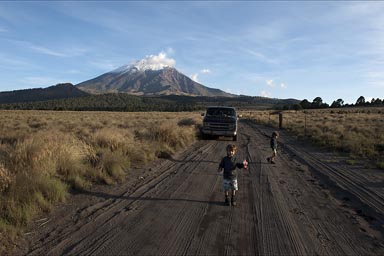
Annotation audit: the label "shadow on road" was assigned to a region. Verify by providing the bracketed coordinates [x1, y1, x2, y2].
[80, 190, 225, 207]
[160, 155, 219, 164]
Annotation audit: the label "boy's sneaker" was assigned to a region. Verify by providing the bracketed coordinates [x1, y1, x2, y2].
[271, 160, 276, 164]
[225, 196, 230, 206]
[231, 196, 237, 206]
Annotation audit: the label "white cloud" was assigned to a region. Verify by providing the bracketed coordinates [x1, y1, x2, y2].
[265, 79, 287, 89]
[222, 88, 246, 95]
[133, 52, 176, 71]
[365, 97, 374, 102]
[261, 90, 271, 98]
[191, 73, 199, 82]
[266, 79, 274, 87]
[188, 69, 210, 83]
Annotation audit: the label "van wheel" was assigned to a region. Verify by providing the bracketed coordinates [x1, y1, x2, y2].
[233, 135, 237, 141]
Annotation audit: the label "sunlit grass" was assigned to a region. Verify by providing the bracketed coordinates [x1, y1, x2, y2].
[0, 110, 201, 243]
[242, 107, 384, 168]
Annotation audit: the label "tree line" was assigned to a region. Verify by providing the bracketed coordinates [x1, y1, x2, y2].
[283, 96, 384, 110]
[1, 92, 380, 112]
[0, 93, 298, 111]
[0, 93, 199, 112]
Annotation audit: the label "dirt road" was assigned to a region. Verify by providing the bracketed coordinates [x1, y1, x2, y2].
[20, 120, 384, 255]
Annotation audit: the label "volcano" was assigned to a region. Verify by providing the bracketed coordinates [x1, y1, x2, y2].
[76, 60, 233, 97]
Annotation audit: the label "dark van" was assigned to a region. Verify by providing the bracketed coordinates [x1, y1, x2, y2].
[201, 106, 238, 141]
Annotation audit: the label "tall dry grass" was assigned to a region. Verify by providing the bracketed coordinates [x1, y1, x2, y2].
[242, 107, 384, 167]
[0, 110, 201, 240]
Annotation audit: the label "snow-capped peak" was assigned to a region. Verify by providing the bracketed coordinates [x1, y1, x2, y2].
[112, 52, 176, 73]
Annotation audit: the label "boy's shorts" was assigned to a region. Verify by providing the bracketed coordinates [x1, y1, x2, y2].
[223, 178, 238, 191]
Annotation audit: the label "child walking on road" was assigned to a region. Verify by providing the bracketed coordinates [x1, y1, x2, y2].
[218, 144, 248, 206]
[267, 131, 279, 164]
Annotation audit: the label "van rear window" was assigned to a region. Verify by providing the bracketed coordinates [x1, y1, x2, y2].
[206, 108, 235, 117]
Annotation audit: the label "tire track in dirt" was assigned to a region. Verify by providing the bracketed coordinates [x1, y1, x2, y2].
[282, 138, 384, 235]
[23, 120, 384, 255]
[243, 120, 384, 255]
[247, 119, 384, 224]
[29, 142, 218, 255]
[242, 124, 308, 255]
[91, 142, 226, 255]
[27, 153, 191, 253]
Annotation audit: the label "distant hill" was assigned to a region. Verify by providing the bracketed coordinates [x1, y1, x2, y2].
[77, 64, 233, 97]
[0, 83, 89, 104]
[0, 93, 300, 112]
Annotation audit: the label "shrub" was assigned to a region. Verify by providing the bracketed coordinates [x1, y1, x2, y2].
[92, 128, 134, 152]
[98, 150, 129, 183]
[247, 107, 384, 161]
[1, 173, 67, 227]
[0, 110, 202, 246]
[0, 163, 12, 193]
[121, 143, 155, 168]
[177, 118, 197, 127]
[11, 130, 90, 176]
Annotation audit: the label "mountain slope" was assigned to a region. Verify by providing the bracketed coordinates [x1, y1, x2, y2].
[0, 83, 89, 104]
[76, 66, 233, 97]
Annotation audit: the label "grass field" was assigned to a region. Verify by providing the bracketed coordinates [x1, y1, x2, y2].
[0, 110, 201, 241]
[1, 107, 383, 246]
[241, 107, 384, 168]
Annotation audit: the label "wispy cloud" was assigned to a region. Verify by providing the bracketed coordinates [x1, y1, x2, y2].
[191, 73, 199, 82]
[28, 45, 68, 57]
[0, 55, 32, 68]
[66, 69, 84, 75]
[89, 60, 119, 71]
[166, 47, 175, 55]
[341, 2, 384, 20]
[201, 69, 211, 74]
[364, 71, 384, 89]
[53, 3, 146, 35]
[28, 45, 88, 57]
[22, 76, 62, 87]
[7, 38, 88, 58]
[246, 49, 279, 64]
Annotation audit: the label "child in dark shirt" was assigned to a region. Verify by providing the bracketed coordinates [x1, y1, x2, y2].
[267, 131, 279, 164]
[218, 144, 248, 206]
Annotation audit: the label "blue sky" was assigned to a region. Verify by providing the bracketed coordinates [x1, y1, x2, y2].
[0, 1, 383, 104]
